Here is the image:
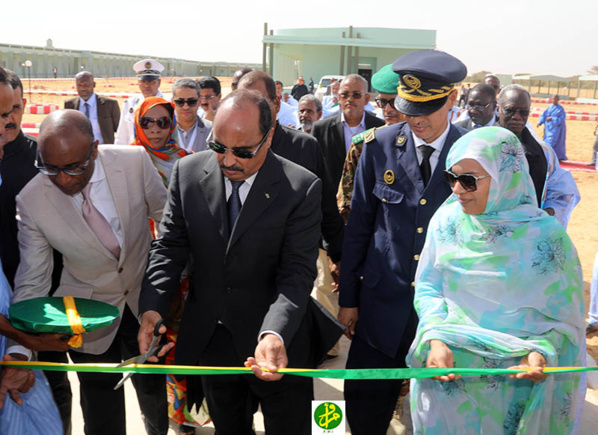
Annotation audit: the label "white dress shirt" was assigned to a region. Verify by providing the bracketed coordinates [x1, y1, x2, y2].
[71, 159, 123, 247]
[342, 112, 366, 153]
[79, 93, 104, 144]
[411, 122, 451, 173]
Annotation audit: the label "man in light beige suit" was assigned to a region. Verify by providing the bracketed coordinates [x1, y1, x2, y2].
[12, 110, 168, 435]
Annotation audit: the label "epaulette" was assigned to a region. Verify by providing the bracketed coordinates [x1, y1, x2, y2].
[352, 130, 366, 145]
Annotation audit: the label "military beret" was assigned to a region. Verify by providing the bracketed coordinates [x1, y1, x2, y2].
[371, 64, 400, 94]
[392, 50, 467, 116]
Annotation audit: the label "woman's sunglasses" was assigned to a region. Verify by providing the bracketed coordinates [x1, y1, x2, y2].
[444, 169, 489, 192]
[139, 116, 172, 130]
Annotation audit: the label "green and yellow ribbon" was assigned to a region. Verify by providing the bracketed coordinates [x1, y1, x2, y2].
[63, 296, 85, 348]
[0, 361, 596, 380]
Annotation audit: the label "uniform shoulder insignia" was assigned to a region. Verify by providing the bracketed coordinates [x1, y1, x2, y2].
[352, 131, 366, 145]
[363, 128, 377, 144]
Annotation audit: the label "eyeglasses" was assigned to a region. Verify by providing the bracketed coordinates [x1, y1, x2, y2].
[35, 143, 94, 176]
[139, 116, 172, 130]
[467, 102, 494, 112]
[444, 169, 489, 192]
[501, 107, 530, 117]
[207, 128, 271, 159]
[199, 95, 216, 101]
[375, 97, 396, 109]
[173, 98, 199, 107]
[339, 92, 363, 100]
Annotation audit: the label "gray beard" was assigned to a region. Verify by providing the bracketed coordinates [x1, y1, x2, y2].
[300, 121, 313, 133]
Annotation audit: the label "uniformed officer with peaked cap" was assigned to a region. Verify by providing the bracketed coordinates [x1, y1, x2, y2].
[337, 50, 468, 434]
[114, 59, 166, 144]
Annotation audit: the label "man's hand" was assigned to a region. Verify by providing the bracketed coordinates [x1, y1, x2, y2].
[507, 351, 547, 383]
[244, 333, 287, 382]
[329, 259, 341, 292]
[138, 311, 173, 363]
[338, 307, 358, 340]
[20, 332, 70, 352]
[543, 207, 555, 217]
[546, 116, 552, 122]
[0, 354, 35, 408]
[426, 340, 460, 382]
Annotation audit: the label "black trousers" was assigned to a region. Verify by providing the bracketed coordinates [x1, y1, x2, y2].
[344, 308, 418, 435]
[68, 304, 168, 435]
[190, 324, 313, 435]
[39, 350, 72, 435]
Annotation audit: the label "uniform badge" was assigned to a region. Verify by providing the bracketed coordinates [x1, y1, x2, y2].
[384, 170, 395, 185]
[145, 61, 152, 69]
[403, 74, 421, 90]
[396, 136, 405, 145]
[364, 129, 376, 144]
[129, 107, 134, 113]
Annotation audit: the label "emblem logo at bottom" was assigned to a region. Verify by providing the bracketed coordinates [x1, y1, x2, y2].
[312, 400, 345, 434]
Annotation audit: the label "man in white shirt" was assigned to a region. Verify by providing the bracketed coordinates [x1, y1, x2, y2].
[172, 79, 212, 152]
[275, 80, 299, 129]
[114, 59, 166, 145]
[12, 110, 168, 435]
[64, 72, 120, 144]
[198, 76, 222, 122]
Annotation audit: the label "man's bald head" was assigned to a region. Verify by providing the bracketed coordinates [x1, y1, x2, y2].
[38, 110, 98, 196]
[231, 67, 253, 90]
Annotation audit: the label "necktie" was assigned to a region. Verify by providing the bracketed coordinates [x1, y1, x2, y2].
[419, 145, 435, 187]
[84, 102, 90, 119]
[228, 180, 244, 232]
[81, 183, 120, 259]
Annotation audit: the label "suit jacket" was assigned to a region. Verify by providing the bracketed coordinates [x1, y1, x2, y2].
[64, 94, 121, 144]
[454, 114, 498, 131]
[271, 123, 344, 262]
[172, 118, 212, 153]
[338, 122, 467, 357]
[140, 150, 341, 368]
[311, 111, 385, 187]
[13, 146, 167, 354]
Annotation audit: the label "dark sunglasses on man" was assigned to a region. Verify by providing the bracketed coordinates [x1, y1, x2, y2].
[501, 107, 530, 117]
[207, 129, 271, 159]
[375, 97, 396, 109]
[339, 92, 363, 100]
[139, 116, 172, 130]
[444, 169, 489, 192]
[173, 98, 199, 108]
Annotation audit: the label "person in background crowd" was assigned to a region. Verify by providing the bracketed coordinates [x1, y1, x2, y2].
[64, 71, 120, 144]
[172, 79, 212, 153]
[497, 85, 579, 228]
[197, 76, 221, 122]
[538, 94, 568, 161]
[291, 76, 309, 101]
[115, 59, 165, 145]
[230, 68, 253, 91]
[454, 84, 497, 130]
[297, 94, 322, 134]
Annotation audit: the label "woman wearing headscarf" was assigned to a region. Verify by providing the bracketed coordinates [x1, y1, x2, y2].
[132, 96, 187, 187]
[132, 98, 208, 434]
[408, 127, 585, 434]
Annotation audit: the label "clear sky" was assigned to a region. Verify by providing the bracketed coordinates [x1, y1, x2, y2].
[1, 0, 595, 77]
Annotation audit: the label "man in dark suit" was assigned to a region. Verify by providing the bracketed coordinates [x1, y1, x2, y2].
[454, 83, 497, 130]
[139, 90, 338, 434]
[312, 73, 385, 187]
[64, 71, 120, 144]
[338, 50, 468, 434]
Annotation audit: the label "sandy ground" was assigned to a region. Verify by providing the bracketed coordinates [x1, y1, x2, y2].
[18, 78, 598, 433]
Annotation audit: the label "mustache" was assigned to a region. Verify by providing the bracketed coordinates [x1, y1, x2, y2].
[5, 123, 17, 129]
[220, 162, 244, 172]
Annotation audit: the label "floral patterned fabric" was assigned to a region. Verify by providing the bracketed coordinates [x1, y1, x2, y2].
[407, 127, 586, 434]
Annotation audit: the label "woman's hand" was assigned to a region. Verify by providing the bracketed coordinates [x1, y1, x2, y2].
[507, 351, 547, 383]
[426, 340, 461, 382]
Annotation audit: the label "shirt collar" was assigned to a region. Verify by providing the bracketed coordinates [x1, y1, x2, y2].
[82, 92, 97, 108]
[411, 122, 451, 154]
[88, 153, 106, 184]
[341, 111, 366, 129]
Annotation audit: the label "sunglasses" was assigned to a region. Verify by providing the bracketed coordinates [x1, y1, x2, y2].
[467, 102, 494, 112]
[339, 92, 363, 100]
[139, 116, 172, 130]
[375, 97, 396, 109]
[444, 169, 489, 192]
[173, 98, 199, 107]
[501, 107, 530, 117]
[35, 143, 95, 176]
[207, 128, 271, 159]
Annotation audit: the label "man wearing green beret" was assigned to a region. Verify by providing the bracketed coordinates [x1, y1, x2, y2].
[337, 64, 405, 222]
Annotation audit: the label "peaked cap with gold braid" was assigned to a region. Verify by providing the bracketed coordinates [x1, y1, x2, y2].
[392, 50, 467, 116]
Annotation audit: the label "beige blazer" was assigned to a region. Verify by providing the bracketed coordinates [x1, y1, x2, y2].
[13, 145, 167, 355]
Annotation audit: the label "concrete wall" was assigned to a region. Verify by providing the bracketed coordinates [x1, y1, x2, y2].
[0, 43, 260, 78]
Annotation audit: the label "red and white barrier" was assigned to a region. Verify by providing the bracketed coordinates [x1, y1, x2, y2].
[21, 122, 42, 128]
[531, 98, 598, 106]
[25, 104, 59, 115]
[22, 128, 39, 137]
[24, 90, 131, 98]
[529, 112, 598, 122]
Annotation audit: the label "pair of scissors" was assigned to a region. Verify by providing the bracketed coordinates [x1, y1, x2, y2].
[113, 318, 164, 390]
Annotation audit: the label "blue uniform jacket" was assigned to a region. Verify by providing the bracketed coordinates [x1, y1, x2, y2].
[339, 122, 466, 358]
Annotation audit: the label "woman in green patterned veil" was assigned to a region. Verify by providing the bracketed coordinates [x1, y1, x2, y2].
[408, 127, 585, 434]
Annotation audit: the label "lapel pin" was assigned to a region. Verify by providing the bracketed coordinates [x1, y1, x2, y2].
[265, 193, 270, 199]
[384, 170, 395, 185]
[396, 136, 405, 145]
